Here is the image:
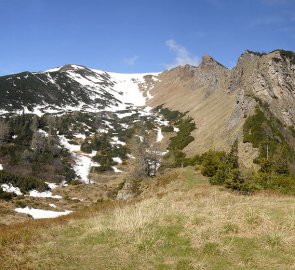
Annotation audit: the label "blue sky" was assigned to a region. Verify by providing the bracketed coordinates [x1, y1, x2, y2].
[0, 0, 295, 75]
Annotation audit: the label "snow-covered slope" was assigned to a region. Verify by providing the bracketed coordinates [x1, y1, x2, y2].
[0, 64, 170, 191]
[0, 65, 160, 116]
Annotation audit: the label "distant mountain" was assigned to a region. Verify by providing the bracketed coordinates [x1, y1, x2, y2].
[0, 64, 159, 115]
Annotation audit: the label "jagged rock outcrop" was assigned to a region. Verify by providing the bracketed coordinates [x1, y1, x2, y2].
[228, 50, 295, 126]
[148, 50, 295, 168]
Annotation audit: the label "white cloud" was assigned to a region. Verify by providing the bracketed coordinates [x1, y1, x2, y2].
[124, 55, 139, 66]
[165, 39, 200, 69]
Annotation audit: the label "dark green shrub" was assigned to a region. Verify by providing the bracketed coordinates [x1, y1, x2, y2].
[0, 171, 48, 193]
[0, 188, 16, 201]
[209, 164, 230, 185]
[93, 165, 113, 172]
[162, 126, 174, 132]
[169, 118, 196, 151]
[200, 150, 227, 177]
[80, 141, 93, 153]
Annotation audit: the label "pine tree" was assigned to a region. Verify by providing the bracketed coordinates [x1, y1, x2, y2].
[228, 139, 239, 169]
[0, 120, 10, 145]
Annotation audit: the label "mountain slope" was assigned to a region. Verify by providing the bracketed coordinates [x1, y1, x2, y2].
[0, 64, 159, 115]
[147, 50, 295, 167]
[1, 50, 295, 167]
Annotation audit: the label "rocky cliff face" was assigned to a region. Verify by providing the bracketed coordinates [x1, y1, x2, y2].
[148, 50, 295, 167]
[228, 50, 295, 126]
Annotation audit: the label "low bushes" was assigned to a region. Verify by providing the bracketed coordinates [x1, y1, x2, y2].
[0, 170, 48, 194]
[0, 188, 16, 201]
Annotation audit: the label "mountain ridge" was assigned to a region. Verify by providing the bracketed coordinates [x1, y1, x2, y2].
[1, 49, 295, 166]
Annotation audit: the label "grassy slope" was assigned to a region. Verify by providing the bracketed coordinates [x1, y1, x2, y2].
[1, 168, 295, 270]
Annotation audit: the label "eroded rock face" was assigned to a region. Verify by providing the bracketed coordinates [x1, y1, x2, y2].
[147, 50, 295, 167]
[228, 50, 295, 126]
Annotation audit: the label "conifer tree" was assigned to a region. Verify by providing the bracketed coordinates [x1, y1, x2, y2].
[0, 120, 10, 145]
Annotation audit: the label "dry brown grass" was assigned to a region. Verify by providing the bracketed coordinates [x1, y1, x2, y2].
[1, 168, 295, 269]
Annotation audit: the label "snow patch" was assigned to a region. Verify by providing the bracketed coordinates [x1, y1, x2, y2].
[15, 207, 72, 219]
[49, 203, 57, 208]
[45, 182, 59, 190]
[112, 157, 123, 164]
[156, 127, 164, 142]
[112, 166, 123, 173]
[1, 184, 22, 195]
[29, 190, 62, 199]
[111, 136, 126, 146]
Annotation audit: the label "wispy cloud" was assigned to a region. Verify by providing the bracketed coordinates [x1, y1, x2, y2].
[165, 39, 200, 69]
[124, 55, 139, 66]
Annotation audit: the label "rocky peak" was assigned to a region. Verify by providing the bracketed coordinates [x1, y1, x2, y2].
[201, 55, 215, 66]
[199, 54, 228, 70]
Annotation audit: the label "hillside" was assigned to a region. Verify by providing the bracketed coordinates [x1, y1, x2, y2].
[0, 65, 174, 223]
[1, 167, 295, 269]
[1, 49, 295, 224]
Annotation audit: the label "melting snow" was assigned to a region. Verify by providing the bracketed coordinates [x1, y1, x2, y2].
[59, 136, 97, 183]
[15, 207, 72, 219]
[99, 71, 159, 107]
[1, 184, 22, 195]
[46, 67, 62, 72]
[45, 182, 59, 190]
[135, 135, 144, 142]
[156, 128, 164, 142]
[73, 133, 86, 139]
[38, 129, 49, 137]
[155, 118, 169, 126]
[29, 190, 62, 199]
[112, 157, 123, 164]
[116, 111, 136, 119]
[127, 154, 136, 159]
[112, 166, 123, 173]
[59, 135, 80, 152]
[97, 128, 108, 133]
[74, 155, 94, 183]
[111, 136, 126, 146]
